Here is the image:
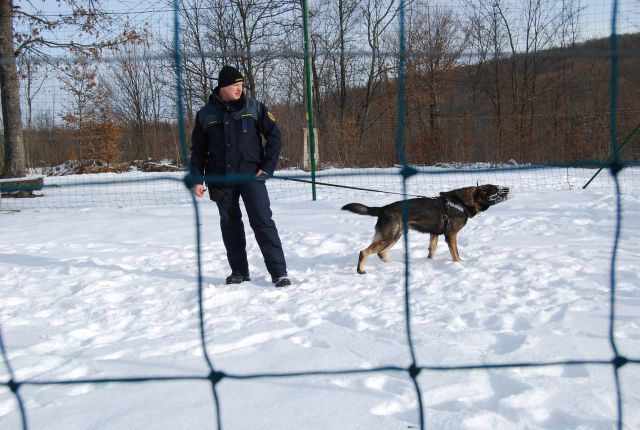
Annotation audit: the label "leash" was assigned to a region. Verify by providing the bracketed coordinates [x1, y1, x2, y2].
[272, 175, 428, 199]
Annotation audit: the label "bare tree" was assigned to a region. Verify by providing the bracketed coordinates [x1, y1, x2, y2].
[317, 0, 361, 123]
[59, 59, 99, 130]
[553, 0, 581, 159]
[108, 41, 168, 158]
[205, 0, 298, 98]
[405, 2, 466, 157]
[0, 0, 142, 177]
[59, 55, 120, 163]
[109, 44, 165, 126]
[464, 0, 508, 160]
[17, 54, 49, 130]
[0, 0, 25, 177]
[358, 0, 400, 140]
[305, 0, 366, 137]
[168, 0, 297, 116]
[485, 0, 577, 159]
[177, 0, 218, 107]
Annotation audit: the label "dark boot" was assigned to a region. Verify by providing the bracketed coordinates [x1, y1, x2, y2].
[273, 275, 291, 288]
[226, 273, 251, 284]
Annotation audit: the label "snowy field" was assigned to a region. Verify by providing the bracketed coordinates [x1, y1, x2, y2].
[1, 167, 639, 430]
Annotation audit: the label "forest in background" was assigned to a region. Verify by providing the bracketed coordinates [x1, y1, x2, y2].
[10, 0, 640, 173]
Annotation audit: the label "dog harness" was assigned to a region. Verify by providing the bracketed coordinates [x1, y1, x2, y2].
[441, 197, 468, 232]
[446, 200, 466, 214]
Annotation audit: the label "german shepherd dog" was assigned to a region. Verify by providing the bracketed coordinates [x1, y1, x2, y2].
[342, 184, 512, 274]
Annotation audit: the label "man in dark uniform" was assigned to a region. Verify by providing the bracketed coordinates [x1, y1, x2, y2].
[190, 65, 290, 288]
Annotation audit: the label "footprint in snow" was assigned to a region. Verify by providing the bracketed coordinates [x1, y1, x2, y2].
[490, 333, 527, 355]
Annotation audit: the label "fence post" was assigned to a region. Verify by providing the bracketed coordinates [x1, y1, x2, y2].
[302, 0, 317, 200]
[303, 127, 319, 171]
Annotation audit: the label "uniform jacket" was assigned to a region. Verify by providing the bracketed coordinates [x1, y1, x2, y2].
[190, 88, 282, 184]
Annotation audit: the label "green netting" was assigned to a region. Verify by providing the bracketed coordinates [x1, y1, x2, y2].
[1, 1, 638, 429]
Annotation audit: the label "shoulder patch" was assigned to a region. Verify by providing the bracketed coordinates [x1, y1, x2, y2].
[268, 111, 276, 122]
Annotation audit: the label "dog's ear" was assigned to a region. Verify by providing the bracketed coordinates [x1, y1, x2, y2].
[463, 187, 484, 217]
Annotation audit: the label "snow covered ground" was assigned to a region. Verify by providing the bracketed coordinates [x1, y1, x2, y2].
[1, 167, 639, 429]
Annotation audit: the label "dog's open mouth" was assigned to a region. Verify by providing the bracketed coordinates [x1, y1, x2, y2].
[490, 186, 513, 203]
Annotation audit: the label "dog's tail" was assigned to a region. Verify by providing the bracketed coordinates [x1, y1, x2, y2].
[341, 203, 382, 217]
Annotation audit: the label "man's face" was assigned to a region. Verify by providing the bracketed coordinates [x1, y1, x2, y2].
[219, 82, 243, 101]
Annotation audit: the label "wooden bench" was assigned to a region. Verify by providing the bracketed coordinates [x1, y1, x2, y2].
[0, 176, 44, 198]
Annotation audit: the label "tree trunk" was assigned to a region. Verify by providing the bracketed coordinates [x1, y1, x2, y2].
[0, 0, 25, 178]
[338, 0, 347, 123]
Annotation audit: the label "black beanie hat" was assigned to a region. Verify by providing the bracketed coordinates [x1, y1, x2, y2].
[218, 66, 244, 88]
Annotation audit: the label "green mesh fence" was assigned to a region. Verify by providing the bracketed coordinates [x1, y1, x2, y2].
[1, 0, 639, 429]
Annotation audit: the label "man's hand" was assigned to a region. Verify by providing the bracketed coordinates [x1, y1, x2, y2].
[192, 184, 205, 197]
[255, 169, 269, 181]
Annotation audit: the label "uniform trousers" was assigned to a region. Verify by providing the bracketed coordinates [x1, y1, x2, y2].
[215, 180, 287, 280]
